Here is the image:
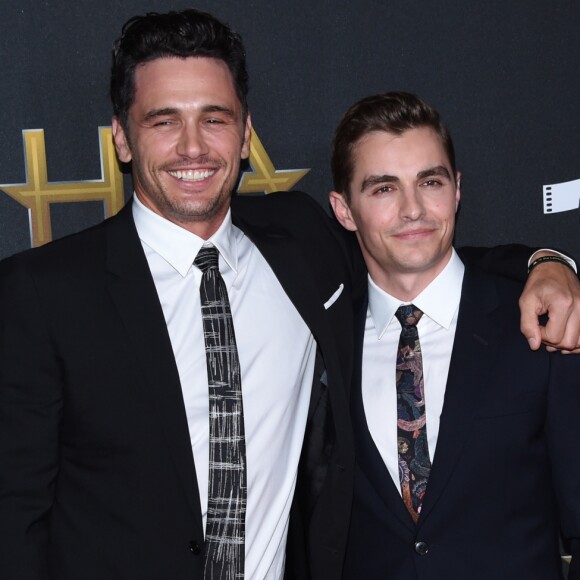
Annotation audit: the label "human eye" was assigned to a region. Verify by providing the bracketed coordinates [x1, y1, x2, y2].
[374, 184, 394, 195]
[143, 109, 180, 128]
[145, 115, 177, 129]
[204, 114, 232, 127]
[421, 178, 442, 188]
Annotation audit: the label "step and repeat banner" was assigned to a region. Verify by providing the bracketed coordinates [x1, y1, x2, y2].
[1, 0, 578, 259]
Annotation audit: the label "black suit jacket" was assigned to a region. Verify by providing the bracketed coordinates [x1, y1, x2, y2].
[0, 192, 356, 580]
[344, 263, 580, 580]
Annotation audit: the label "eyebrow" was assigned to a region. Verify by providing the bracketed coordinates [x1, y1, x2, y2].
[202, 104, 236, 117]
[143, 104, 236, 123]
[417, 165, 452, 180]
[360, 165, 452, 192]
[360, 174, 399, 192]
[143, 108, 179, 122]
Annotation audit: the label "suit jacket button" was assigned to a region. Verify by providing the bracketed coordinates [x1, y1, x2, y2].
[414, 541, 429, 556]
[189, 541, 201, 555]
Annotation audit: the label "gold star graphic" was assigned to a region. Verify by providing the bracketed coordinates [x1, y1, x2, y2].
[238, 128, 309, 194]
[1, 127, 124, 247]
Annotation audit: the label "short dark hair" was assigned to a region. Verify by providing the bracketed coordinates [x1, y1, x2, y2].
[331, 91, 456, 200]
[110, 9, 249, 129]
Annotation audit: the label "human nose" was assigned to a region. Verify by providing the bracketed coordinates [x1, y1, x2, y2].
[400, 187, 425, 221]
[176, 122, 209, 159]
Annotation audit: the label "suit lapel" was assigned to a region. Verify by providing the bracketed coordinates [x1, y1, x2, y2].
[232, 198, 354, 518]
[352, 265, 510, 529]
[418, 266, 504, 523]
[104, 205, 203, 527]
[231, 209, 335, 356]
[351, 294, 416, 531]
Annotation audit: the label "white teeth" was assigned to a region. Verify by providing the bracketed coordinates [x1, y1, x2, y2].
[168, 169, 215, 182]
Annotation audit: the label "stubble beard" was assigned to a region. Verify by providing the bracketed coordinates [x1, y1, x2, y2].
[158, 184, 233, 225]
[135, 159, 237, 227]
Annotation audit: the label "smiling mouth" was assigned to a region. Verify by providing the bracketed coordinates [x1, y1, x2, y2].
[167, 169, 216, 182]
[395, 228, 433, 238]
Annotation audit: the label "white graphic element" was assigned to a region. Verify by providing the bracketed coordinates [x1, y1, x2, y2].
[543, 178, 580, 214]
[324, 283, 344, 310]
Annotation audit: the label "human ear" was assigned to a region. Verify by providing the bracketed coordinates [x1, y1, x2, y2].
[112, 117, 132, 163]
[329, 190, 358, 232]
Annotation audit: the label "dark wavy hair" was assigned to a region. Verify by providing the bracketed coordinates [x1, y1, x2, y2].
[110, 9, 249, 129]
[331, 91, 456, 201]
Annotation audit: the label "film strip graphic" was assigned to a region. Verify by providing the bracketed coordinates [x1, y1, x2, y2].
[543, 178, 580, 214]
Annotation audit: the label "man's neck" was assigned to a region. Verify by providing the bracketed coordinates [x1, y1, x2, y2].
[368, 250, 454, 302]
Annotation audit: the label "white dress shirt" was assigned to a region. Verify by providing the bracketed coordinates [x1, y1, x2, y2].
[133, 196, 316, 580]
[362, 250, 465, 491]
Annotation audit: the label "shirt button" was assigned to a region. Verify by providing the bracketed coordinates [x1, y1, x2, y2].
[189, 541, 201, 555]
[414, 541, 429, 556]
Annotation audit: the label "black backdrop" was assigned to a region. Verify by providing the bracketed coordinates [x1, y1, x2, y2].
[0, 1, 576, 573]
[1, 0, 578, 260]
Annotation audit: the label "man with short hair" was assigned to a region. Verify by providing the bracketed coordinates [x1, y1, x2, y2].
[330, 92, 580, 579]
[0, 10, 358, 580]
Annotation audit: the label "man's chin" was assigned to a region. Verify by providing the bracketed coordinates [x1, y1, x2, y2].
[166, 197, 228, 223]
[395, 252, 450, 277]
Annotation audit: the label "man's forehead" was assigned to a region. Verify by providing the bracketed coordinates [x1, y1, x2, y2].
[133, 55, 232, 82]
[130, 56, 241, 111]
[353, 127, 452, 175]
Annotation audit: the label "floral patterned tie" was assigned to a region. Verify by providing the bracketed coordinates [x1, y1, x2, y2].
[395, 304, 431, 523]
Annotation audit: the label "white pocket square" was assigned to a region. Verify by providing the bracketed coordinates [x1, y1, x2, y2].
[323, 283, 344, 310]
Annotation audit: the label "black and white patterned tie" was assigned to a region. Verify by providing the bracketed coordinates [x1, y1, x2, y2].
[195, 245, 246, 580]
[395, 304, 431, 523]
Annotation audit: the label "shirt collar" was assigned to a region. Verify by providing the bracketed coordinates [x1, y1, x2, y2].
[132, 194, 238, 277]
[368, 249, 465, 339]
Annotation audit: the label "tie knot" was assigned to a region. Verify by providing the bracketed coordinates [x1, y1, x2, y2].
[395, 304, 423, 328]
[194, 246, 219, 273]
